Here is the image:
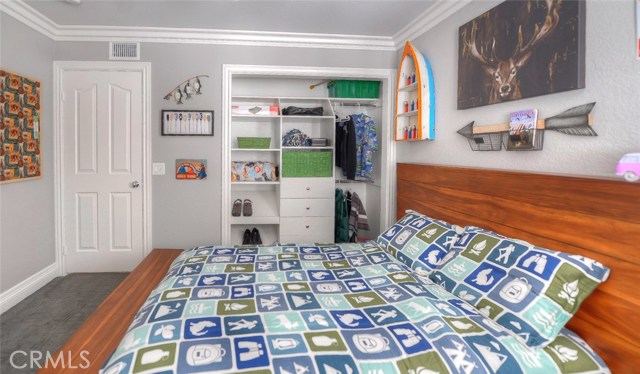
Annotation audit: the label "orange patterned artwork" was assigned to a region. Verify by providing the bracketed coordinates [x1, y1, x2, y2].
[0, 69, 41, 184]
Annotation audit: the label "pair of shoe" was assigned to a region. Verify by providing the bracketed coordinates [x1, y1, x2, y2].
[232, 199, 253, 217]
[243, 228, 262, 245]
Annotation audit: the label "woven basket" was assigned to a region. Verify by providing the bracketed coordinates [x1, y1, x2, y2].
[237, 137, 271, 149]
[282, 150, 332, 177]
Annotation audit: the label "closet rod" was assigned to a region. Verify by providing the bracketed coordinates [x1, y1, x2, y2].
[335, 103, 379, 108]
[336, 179, 375, 184]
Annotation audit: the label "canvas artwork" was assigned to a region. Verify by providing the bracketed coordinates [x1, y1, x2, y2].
[457, 0, 586, 109]
[176, 159, 207, 180]
[0, 70, 42, 183]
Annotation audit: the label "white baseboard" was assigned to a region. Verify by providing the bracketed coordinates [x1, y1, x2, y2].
[0, 263, 59, 314]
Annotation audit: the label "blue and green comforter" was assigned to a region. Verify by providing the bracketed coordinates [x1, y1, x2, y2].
[102, 242, 610, 374]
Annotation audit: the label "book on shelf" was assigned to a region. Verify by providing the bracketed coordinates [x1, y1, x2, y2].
[507, 109, 538, 150]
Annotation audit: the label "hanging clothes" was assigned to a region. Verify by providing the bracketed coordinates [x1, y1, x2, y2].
[334, 188, 349, 243]
[349, 191, 369, 242]
[352, 114, 379, 180]
[335, 118, 357, 180]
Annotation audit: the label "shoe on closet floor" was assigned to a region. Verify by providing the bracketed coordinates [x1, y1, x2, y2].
[232, 199, 243, 217]
[242, 229, 252, 245]
[251, 228, 262, 245]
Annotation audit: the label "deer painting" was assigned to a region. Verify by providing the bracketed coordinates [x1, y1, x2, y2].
[457, 0, 586, 109]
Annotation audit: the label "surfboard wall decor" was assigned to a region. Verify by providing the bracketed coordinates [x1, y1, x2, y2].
[395, 41, 435, 141]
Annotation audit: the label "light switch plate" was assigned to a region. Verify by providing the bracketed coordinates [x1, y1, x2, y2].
[152, 163, 166, 175]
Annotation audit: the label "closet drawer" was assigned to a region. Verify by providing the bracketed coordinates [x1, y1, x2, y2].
[280, 233, 334, 244]
[281, 199, 334, 217]
[280, 217, 334, 237]
[280, 177, 334, 199]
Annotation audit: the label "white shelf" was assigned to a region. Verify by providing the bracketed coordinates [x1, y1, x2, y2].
[232, 148, 280, 152]
[397, 110, 418, 117]
[398, 83, 418, 92]
[231, 216, 280, 225]
[232, 115, 280, 119]
[231, 181, 280, 185]
[282, 146, 332, 150]
[282, 115, 334, 119]
[329, 97, 380, 104]
[231, 189, 279, 219]
[233, 96, 329, 101]
[232, 96, 279, 100]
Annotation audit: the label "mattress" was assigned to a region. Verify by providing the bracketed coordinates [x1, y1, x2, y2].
[101, 242, 610, 374]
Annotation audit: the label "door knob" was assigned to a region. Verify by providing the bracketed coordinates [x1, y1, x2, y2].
[131, 181, 140, 188]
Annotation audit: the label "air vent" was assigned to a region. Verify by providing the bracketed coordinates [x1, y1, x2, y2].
[109, 42, 140, 60]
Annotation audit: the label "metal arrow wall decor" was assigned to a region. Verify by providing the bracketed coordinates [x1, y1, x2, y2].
[457, 102, 596, 151]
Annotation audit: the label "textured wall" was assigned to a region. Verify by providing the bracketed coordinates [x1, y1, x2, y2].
[0, 14, 56, 292]
[53, 42, 395, 248]
[396, 0, 640, 178]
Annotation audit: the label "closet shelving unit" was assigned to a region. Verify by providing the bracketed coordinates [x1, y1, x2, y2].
[224, 70, 394, 247]
[229, 95, 341, 245]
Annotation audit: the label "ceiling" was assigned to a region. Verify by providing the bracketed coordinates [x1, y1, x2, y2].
[24, 0, 437, 37]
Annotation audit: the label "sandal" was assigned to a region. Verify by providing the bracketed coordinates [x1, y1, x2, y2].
[243, 199, 253, 217]
[232, 199, 242, 217]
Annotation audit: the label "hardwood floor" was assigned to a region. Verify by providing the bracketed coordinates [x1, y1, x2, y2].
[38, 249, 182, 373]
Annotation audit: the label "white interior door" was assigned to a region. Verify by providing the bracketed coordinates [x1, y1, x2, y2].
[62, 69, 145, 272]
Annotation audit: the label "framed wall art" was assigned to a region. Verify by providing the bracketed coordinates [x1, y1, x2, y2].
[458, 0, 586, 109]
[176, 159, 207, 180]
[162, 110, 213, 136]
[0, 69, 42, 184]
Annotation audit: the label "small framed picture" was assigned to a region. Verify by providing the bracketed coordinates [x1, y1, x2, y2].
[176, 159, 207, 180]
[162, 110, 213, 136]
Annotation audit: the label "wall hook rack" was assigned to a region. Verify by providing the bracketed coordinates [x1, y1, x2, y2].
[163, 75, 210, 104]
[457, 102, 596, 151]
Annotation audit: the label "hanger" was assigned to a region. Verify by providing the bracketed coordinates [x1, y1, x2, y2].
[334, 102, 351, 122]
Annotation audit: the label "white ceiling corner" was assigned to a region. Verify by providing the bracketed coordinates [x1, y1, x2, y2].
[392, 0, 473, 48]
[1, 0, 470, 51]
[0, 0, 58, 39]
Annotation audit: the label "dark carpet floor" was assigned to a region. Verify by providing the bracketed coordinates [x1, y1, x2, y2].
[0, 273, 128, 373]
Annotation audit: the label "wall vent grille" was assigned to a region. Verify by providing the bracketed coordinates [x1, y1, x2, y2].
[109, 42, 140, 60]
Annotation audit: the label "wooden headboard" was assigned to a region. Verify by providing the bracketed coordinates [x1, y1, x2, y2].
[397, 163, 640, 373]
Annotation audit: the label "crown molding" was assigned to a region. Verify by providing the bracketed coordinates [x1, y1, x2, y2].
[0, 0, 58, 39]
[1, 0, 472, 51]
[53, 25, 396, 51]
[393, 0, 473, 48]
[0, 0, 396, 51]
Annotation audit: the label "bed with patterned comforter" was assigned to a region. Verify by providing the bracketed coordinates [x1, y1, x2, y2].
[101, 242, 609, 374]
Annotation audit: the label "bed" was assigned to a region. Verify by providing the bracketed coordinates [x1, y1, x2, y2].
[45, 163, 640, 374]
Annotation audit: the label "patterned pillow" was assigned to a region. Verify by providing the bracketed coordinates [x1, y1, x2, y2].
[376, 211, 462, 277]
[428, 226, 611, 348]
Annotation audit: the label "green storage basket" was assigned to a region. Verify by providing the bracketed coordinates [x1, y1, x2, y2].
[282, 150, 332, 177]
[237, 137, 271, 149]
[327, 80, 380, 99]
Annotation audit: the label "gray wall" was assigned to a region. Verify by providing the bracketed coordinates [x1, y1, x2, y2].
[396, 0, 640, 178]
[0, 14, 56, 292]
[54, 42, 395, 249]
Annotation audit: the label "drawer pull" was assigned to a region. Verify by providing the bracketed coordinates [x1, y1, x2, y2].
[306, 206, 311, 210]
[306, 225, 310, 229]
